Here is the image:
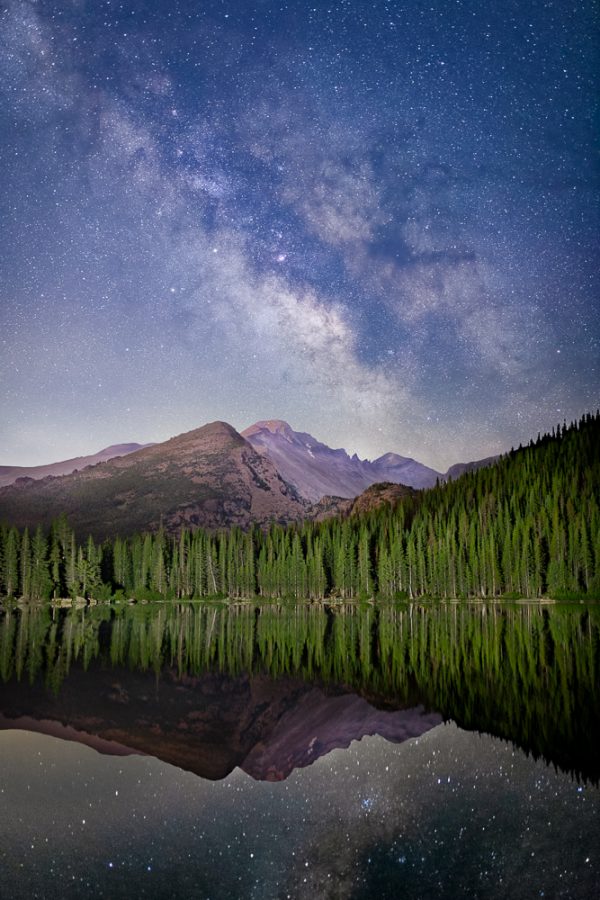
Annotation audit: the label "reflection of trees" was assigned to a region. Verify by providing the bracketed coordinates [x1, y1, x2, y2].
[1, 601, 599, 780]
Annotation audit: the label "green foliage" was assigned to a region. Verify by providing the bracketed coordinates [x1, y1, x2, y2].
[0, 412, 598, 600]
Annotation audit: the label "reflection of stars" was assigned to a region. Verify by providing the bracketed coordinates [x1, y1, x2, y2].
[1, 723, 599, 898]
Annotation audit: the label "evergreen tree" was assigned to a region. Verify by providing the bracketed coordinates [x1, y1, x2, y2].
[20, 528, 32, 598]
[30, 527, 51, 600]
[3, 527, 20, 597]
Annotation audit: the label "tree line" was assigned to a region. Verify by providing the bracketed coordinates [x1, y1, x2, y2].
[1, 412, 599, 601]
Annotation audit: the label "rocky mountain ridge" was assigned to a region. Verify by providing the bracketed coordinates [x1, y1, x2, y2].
[242, 419, 442, 501]
[0, 419, 497, 537]
[0, 422, 308, 539]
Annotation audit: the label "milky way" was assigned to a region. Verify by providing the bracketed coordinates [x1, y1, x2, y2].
[1, 0, 598, 468]
[1, 725, 599, 899]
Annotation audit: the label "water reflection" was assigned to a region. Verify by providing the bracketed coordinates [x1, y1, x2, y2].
[1, 722, 598, 900]
[1, 601, 599, 899]
[0, 601, 599, 782]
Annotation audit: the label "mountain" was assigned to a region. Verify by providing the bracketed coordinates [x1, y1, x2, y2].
[444, 455, 499, 481]
[310, 482, 417, 521]
[0, 422, 308, 539]
[0, 443, 153, 489]
[3, 415, 598, 604]
[0, 418, 499, 540]
[371, 451, 443, 488]
[1, 420, 498, 505]
[242, 419, 442, 502]
[344, 481, 417, 516]
[0, 665, 442, 782]
[242, 419, 376, 501]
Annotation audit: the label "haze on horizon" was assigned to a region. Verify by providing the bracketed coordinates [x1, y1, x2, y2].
[1, 0, 598, 470]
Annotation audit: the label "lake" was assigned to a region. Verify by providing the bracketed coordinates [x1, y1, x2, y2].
[0, 601, 598, 899]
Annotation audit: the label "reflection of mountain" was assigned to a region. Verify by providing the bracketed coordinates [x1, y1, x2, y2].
[0, 667, 441, 781]
[1, 602, 599, 782]
[240, 688, 442, 780]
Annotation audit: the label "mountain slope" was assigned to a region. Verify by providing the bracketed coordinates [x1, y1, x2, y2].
[444, 455, 499, 481]
[0, 422, 308, 539]
[243, 419, 442, 501]
[310, 481, 417, 521]
[0, 443, 153, 488]
[371, 451, 443, 488]
[14, 411, 589, 602]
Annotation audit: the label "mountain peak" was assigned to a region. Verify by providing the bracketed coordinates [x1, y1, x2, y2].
[0, 419, 308, 538]
[201, 420, 243, 437]
[242, 420, 295, 439]
[373, 451, 412, 466]
[242, 420, 443, 501]
[169, 420, 244, 442]
[152, 420, 248, 457]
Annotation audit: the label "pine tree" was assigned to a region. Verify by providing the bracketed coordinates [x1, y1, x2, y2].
[30, 527, 51, 600]
[20, 528, 32, 598]
[3, 527, 20, 597]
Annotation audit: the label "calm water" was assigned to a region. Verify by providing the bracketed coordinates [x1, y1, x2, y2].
[0, 601, 599, 899]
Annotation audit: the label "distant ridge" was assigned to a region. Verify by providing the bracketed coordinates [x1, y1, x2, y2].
[0, 442, 154, 488]
[243, 419, 442, 501]
[444, 455, 499, 480]
[2, 420, 497, 496]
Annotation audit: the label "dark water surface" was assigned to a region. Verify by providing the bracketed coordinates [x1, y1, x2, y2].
[0, 601, 599, 899]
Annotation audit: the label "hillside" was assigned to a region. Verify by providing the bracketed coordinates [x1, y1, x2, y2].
[0, 419, 495, 538]
[0, 422, 308, 540]
[0, 422, 422, 543]
[0, 443, 152, 488]
[310, 482, 417, 521]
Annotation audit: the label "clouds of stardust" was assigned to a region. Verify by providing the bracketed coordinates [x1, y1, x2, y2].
[0, 0, 598, 468]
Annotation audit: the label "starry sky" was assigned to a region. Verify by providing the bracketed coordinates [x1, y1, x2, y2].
[1, 0, 598, 469]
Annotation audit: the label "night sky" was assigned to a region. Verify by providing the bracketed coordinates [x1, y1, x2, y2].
[1, 0, 598, 469]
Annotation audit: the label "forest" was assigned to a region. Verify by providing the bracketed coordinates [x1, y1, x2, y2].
[1, 412, 598, 601]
